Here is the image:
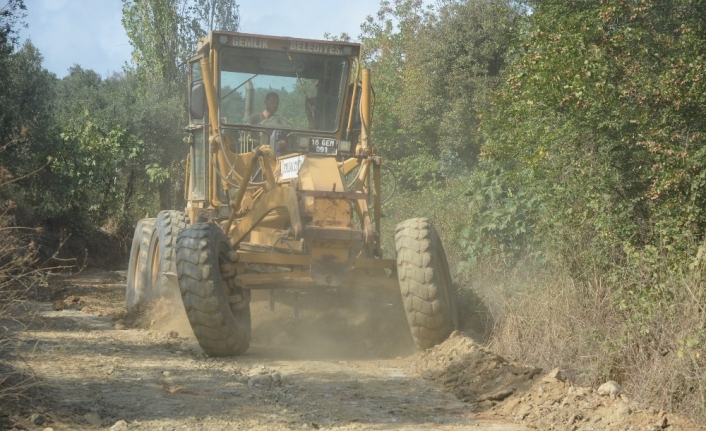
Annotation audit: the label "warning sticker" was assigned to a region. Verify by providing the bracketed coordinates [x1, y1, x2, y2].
[280, 155, 305, 180]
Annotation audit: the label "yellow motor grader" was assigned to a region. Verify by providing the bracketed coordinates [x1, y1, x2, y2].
[126, 31, 458, 356]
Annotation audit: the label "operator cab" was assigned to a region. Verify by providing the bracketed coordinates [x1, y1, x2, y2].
[189, 32, 361, 159]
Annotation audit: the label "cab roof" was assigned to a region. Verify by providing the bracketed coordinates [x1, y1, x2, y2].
[197, 31, 361, 58]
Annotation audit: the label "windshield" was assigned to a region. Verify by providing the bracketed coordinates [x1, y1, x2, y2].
[219, 46, 350, 132]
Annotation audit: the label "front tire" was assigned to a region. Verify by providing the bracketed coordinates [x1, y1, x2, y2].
[176, 223, 251, 356]
[395, 217, 458, 349]
[126, 218, 156, 310]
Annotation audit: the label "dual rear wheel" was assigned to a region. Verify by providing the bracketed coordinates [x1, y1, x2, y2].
[126, 211, 189, 308]
[127, 214, 251, 356]
[126, 218, 156, 309]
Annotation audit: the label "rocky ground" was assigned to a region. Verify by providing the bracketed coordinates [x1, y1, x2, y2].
[411, 333, 703, 430]
[0, 268, 703, 430]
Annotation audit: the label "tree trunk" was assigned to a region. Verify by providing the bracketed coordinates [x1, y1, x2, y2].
[159, 178, 172, 210]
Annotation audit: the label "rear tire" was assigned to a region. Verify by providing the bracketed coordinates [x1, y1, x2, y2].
[126, 218, 156, 310]
[395, 217, 458, 349]
[176, 223, 251, 356]
[146, 210, 189, 299]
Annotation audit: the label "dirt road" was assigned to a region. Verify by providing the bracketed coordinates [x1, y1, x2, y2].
[6, 268, 703, 431]
[6, 269, 522, 431]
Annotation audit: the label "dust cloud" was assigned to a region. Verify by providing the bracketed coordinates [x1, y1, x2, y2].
[141, 286, 417, 360]
[145, 295, 195, 339]
[249, 288, 416, 359]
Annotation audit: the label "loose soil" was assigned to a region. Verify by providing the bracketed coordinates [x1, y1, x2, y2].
[1, 268, 703, 430]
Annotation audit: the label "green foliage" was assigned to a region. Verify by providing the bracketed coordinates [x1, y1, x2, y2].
[386, 154, 442, 191]
[46, 67, 183, 229]
[190, 0, 240, 34]
[0, 40, 57, 209]
[459, 165, 541, 266]
[0, 1, 193, 235]
[0, 46, 183, 233]
[122, 0, 241, 84]
[359, 0, 522, 189]
[359, 0, 432, 171]
[0, 0, 26, 56]
[461, 3, 706, 418]
[400, 0, 520, 169]
[121, 1, 204, 211]
[471, 0, 706, 277]
[677, 332, 702, 359]
[380, 179, 471, 270]
[45, 119, 144, 227]
[122, 0, 194, 84]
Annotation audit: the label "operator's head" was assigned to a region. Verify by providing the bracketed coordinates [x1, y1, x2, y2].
[264, 92, 279, 114]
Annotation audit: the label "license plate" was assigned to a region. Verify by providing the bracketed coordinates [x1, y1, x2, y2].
[309, 137, 337, 155]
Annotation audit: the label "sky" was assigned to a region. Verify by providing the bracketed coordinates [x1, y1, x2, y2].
[18, 0, 382, 78]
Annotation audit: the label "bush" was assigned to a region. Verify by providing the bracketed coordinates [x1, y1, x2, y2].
[0, 140, 54, 410]
[0, 199, 45, 408]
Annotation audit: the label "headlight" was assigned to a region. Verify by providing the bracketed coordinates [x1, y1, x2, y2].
[339, 140, 352, 152]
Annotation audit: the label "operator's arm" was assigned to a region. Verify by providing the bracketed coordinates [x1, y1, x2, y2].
[247, 112, 264, 125]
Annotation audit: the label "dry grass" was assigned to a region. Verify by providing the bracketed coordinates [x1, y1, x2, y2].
[0, 209, 44, 411]
[334, 178, 706, 420]
[0, 138, 55, 413]
[471, 254, 706, 423]
[0, 217, 79, 416]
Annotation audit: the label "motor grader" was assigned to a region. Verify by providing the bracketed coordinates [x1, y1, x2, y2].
[126, 30, 458, 356]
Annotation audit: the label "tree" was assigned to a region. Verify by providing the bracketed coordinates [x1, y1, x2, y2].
[401, 0, 522, 175]
[116, 70, 187, 211]
[358, 0, 522, 189]
[358, 0, 443, 190]
[191, 0, 240, 35]
[47, 120, 142, 226]
[122, 0, 194, 84]
[467, 0, 706, 270]
[0, 40, 56, 179]
[122, 0, 195, 210]
[51, 68, 166, 227]
[0, 0, 29, 144]
[121, 0, 241, 83]
[0, 0, 26, 57]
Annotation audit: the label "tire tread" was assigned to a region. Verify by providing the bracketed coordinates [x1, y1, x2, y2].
[395, 217, 458, 350]
[126, 218, 156, 309]
[177, 223, 251, 356]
